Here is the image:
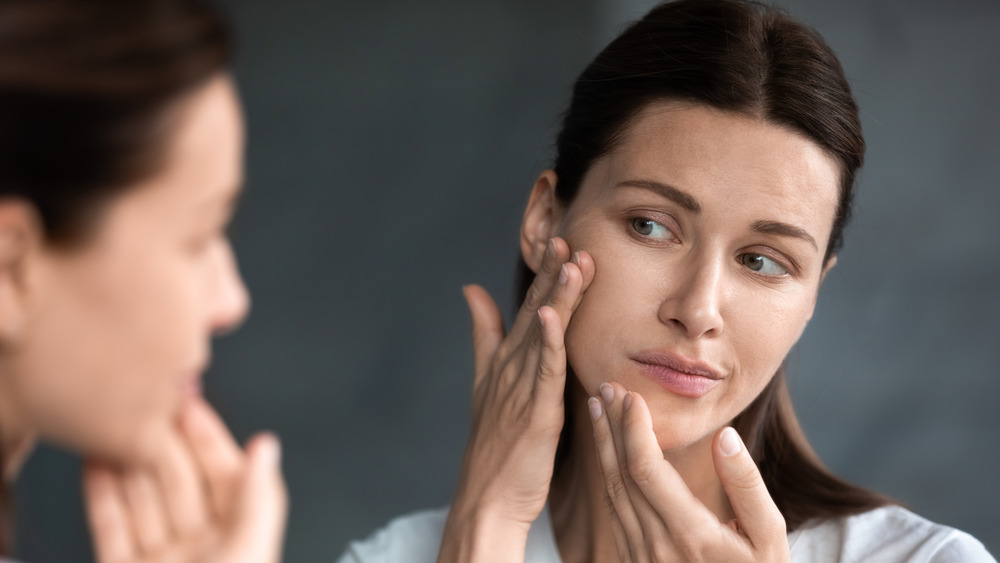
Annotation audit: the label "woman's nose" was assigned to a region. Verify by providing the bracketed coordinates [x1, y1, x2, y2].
[209, 241, 250, 336]
[657, 254, 725, 339]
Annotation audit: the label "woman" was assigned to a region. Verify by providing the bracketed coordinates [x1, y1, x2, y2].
[0, 0, 286, 560]
[340, 0, 994, 561]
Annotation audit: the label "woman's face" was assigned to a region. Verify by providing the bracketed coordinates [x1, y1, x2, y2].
[543, 103, 840, 452]
[2, 76, 248, 464]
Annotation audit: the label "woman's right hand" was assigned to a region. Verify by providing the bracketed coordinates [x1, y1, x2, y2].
[83, 398, 287, 563]
[438, 237, 595, 563]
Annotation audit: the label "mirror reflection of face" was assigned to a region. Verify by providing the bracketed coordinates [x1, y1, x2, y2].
[10, 75, 248, 465]
[552, 103, 840, 453]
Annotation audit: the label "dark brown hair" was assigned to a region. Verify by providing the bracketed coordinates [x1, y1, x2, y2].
[0, 0, 231, 552]
[519, 0, 891, 532]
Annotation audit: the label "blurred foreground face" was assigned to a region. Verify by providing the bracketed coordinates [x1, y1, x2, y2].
[4, 76, 248, 465]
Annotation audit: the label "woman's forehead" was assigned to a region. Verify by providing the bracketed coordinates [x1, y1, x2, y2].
[590, 105, 838, 209]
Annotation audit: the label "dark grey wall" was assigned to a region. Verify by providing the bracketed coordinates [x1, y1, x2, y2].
[13, 0, 999, 560]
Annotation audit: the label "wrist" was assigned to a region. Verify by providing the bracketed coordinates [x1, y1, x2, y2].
[437, 500, 532, 563]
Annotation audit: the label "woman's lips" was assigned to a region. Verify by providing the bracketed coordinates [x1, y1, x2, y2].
[631, 351, 722, 398]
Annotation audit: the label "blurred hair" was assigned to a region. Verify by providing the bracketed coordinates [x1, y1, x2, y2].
[0, 0, 231, 552]
[0, 0, 232, 247]
[516, 0, 890, 532]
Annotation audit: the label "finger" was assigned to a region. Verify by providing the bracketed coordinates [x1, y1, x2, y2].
[121, 468, 169, 555]
[225, 433, 287, 562]
[83, 463, 137, 563]
[712, 427, 786, 547]
[605, 384, 679, 561]
[588, 398, 635, 563]
[506, 237, 570, 344]
[539, 257, 585, 335]
[180, 397, 245, 520]
[591, 385, 647, 557]
[533, 305, 569, 407]
[153, 428, 209, 537]
[568, 249, 596, 310]
[462, 284, 505, 389]
[513, 251, 584, 398]
[620, 391, 718, 533]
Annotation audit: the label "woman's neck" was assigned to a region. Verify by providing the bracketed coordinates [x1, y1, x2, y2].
[549, 383, 733, 563]
[3, 433, 34, 482]
[0, 383, 36, 482]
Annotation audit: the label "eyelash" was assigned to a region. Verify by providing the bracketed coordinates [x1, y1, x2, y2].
[626, 214, 797, 278]
[627, 214, 680, 244]
[737, 251, 793, 278]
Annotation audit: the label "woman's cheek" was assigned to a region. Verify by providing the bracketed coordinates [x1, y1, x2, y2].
[563, 267, 633, 395]
[563, 290, 601, 395]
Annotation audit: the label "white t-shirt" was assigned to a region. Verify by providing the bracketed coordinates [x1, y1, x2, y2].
[338, 504, 994, 562]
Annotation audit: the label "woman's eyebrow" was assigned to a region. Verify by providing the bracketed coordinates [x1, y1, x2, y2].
[615, 179, 701, 212]
[751, 220, 818, 250]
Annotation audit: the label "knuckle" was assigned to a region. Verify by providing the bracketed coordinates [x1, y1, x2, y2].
[604, 471, 629, 502]
[536, 348, 564, 381]
[523, 283, 546, 310]
[592, 424, 612, 447]
[602, 489, 619, 517]
[494, 339, 515, 364]
[731, 462, 763, 492]
[627, 452, 657, 484]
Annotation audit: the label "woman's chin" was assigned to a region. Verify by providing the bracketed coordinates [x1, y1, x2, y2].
[649, 416, 720, 455]
[73, 419, 174, 468]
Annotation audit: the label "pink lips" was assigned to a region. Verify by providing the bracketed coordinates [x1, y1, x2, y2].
[631, 351, 722, 398]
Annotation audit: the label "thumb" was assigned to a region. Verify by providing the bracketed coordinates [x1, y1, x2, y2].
[226, 432, 288, 563]
[463, 284, 504, 387]
[712, 427, 786, 546]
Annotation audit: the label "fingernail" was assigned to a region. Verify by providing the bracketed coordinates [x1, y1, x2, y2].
[720, 427, 742, 457]
[558, 264, 568, 285]
[588, 397, 603, 421]
[599, 382, 614, 404]
[547, 238, 557, 258]
[572, 251, 581, 266]
[624, 392, 633, 411]
[537, 308, 546, 327]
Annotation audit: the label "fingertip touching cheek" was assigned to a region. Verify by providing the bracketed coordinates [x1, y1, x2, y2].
[553, 103, 840, 452]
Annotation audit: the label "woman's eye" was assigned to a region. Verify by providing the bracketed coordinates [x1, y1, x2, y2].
[631, 217, 674, 240]
[740, 253, 788, 276]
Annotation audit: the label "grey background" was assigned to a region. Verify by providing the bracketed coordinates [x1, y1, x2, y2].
[13, 0, 999, 560]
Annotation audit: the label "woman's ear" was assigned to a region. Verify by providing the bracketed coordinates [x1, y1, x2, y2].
[0, 200, 41, 344]
[520, 170, 562, 273]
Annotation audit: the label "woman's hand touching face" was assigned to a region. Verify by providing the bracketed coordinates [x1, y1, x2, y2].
[82, 398, 287, 563]
[589, 382, 790, 563]
[437, 236, 595, 562]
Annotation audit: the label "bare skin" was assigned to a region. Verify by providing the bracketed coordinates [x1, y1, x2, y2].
[0, 76, 287, 561]
[441, 102, 840, 562]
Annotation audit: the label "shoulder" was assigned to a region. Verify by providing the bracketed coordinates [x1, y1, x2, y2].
[337, 505, 562, 563]
[789, 505, 995, 563]
[336, 506, 449, 563]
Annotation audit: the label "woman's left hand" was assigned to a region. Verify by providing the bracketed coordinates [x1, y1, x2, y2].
[589, 382, 790, 563]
